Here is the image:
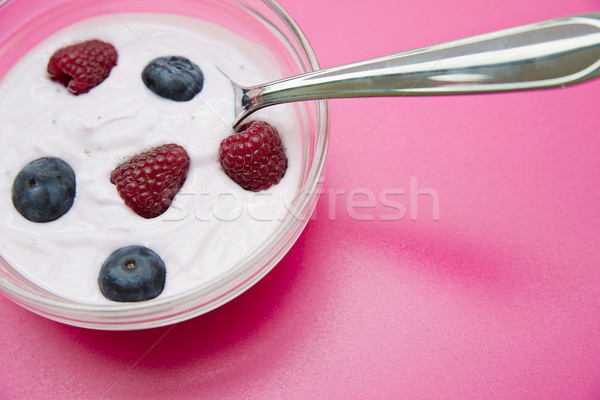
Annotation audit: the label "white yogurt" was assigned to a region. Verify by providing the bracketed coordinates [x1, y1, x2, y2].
[0, 14, 303, 304]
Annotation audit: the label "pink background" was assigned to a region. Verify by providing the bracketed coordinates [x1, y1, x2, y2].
[1, 0, 600, 399]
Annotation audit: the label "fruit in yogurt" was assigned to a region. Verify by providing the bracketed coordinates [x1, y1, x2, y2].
[141, 56, 204, 101]
[12, 157, 76, 223]
[47, 39, 117, 95]
[98, 245, 166, 302]
[219, 120, 288, 191]
[0, 14, 303, 304]
[110, 143, 190, 219]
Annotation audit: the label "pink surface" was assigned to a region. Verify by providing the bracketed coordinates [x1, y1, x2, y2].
[1, 0, 600, 399]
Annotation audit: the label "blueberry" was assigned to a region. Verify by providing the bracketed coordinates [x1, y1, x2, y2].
[99, 245, 166, 302]
[142, 56, 204, 101]
[12, 157, 76, 222]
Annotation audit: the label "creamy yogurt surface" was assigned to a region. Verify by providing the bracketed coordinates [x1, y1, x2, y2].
[0, 13, 303, 304]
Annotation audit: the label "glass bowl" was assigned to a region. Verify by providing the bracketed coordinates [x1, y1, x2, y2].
[0, 0, 329, 330]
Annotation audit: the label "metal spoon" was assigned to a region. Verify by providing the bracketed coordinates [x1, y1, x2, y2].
[233, 13, 600, 127]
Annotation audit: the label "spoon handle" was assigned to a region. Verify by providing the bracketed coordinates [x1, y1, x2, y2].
[238, 13, 600, 122]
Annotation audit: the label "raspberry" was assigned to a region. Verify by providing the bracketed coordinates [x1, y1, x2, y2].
[110, 144, 190, 219]
[47, 39, 118, 95]
[219, 120, 288, 191]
